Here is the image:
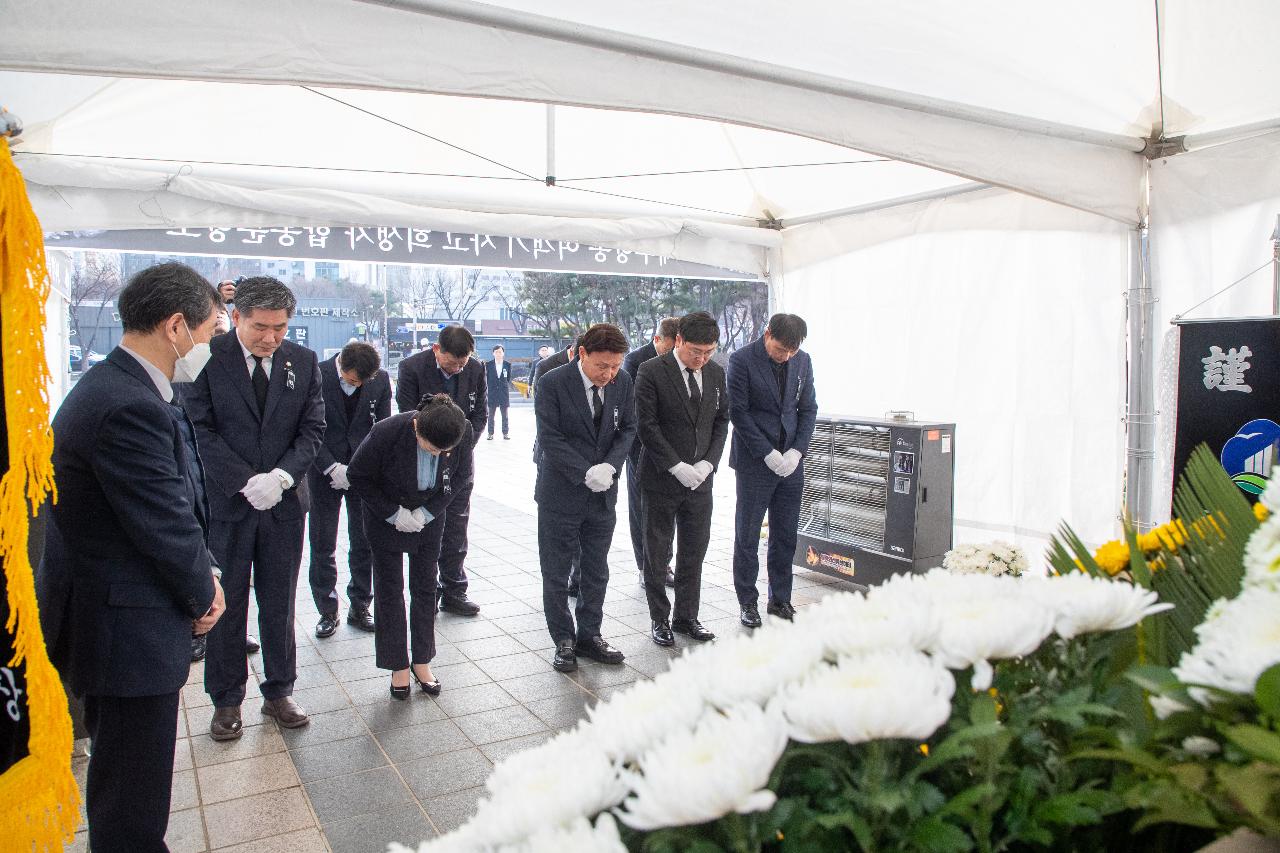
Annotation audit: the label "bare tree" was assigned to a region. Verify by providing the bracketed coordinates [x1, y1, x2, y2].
[491, 271, 530, 334]
[68, 251, 123, 365]
[418, 267, 497, 321]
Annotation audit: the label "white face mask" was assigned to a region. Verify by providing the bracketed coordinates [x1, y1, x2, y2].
[172, 322, 212, 383]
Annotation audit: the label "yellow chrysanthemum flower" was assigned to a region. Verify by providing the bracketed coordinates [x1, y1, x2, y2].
[1254, 502, 1270, 522]
[1094, 540, 1130, 576]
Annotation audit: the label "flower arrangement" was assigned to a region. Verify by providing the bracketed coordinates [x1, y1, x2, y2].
[940, 540, 1027, 576]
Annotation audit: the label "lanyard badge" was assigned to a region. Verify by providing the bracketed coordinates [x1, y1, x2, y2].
[613, 406, 620, 430]
[442, 468, 452, 495]
[468, 390, 477, 412]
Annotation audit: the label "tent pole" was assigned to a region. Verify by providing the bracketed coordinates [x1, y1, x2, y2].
[1271, 214, 1280, 315]
[545, 104, 556, 186]
[1125, 217, 1157, 531]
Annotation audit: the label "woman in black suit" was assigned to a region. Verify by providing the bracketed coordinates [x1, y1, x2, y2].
[348, 394, 473, 698]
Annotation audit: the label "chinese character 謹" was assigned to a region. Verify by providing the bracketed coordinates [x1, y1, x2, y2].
[1202, 345, 1253, 393]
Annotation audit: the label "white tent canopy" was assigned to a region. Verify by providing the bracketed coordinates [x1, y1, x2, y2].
[5, 0, 1280, 549]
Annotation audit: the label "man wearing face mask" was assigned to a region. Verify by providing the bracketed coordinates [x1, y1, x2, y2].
[394, 325, 487, 616]
[42, 262, 226, 850]
[308, 342, 391, 638]
[184, 277, 325, 741]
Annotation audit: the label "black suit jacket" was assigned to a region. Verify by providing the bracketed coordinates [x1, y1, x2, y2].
[184, 333, 325, 522]
[635, 352, 730, 496]
[43, 348, 216, 697]
[313, 357, 392, 472]
[622, 341, 657, 464]
[533, 347, 571, 385]
[726, 336, 818, 475]
[347, 412, 474, 551]
[395, 349, 487, 446]
[534, 362, 637, 513]
[485, 359, 511, 406]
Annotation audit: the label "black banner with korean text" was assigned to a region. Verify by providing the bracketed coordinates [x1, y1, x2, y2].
[1173, 317, 1280, 509]
[44, 226, 758, 281]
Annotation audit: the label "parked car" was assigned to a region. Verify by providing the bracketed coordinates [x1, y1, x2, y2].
[68, 344, 82, 371]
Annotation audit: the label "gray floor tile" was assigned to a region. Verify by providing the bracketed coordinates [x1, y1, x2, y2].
[374, 719, 472, 763]
[197, 752, 300, 804]
[474, 600, 536, 618]
[472, 651, 549, 681]
[291, 683, 359, 716]
[327, 655, 381, 682]
[290, 733, 387, 783]
[190, 724, 285, 768]
[523, 692, 592, 729]
[495, 671, 585, 703]
[453, 635, 528, 660]
[343, 674, 397, 706]
[432, 682, 519, 718]
[452, 705, 548, 746]
[305, 765, 414, 825]
[212, 826, 328, 853]
[488, 612, 549, 633]
[278, 707, 366, 749]
[170, 769, 199, 813]
[435, 619, 507, 643]
[356, 697, 448, 733]
[508, 628, 555, 652]
[422, 786, 486, 835]
[202, 787, 313, 850]
[567, 663, 642, 692]
[431, 660, 493, 690]
[478, 731, 555, 764]
[322, 803, 433, 853]
[292, 663, 339, 690]
[318, 637, 379, 662]
[399, 747, 492, 800]
[165, 806, 207, 853]
[185, 702, 272, 737]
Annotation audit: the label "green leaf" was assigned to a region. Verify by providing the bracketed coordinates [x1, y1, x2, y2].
[812, 812, 874, 851]
[970, 693, 998, 725]
[1125, 779, 1220, 831]
[909, 817, 974, 853]
[1033, 789, 1114, 827]
[936, 783, 998, 820]
[1255, 663, 1280, 720]
[1069, 746, 1168, 776]
[1223, 724, 1280, 764]
[1214, 762, 1280, 832]
[1125, 665, 1182, 694]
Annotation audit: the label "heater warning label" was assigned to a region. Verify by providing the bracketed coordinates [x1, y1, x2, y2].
[805, 546, 856, 577]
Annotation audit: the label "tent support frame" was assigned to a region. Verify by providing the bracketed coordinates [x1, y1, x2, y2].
[1125, 218, 1157, 531]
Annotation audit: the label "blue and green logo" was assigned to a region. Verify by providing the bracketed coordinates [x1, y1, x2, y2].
[1220, 418, 1280, 495]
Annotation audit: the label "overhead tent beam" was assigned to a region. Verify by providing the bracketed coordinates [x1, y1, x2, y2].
[359, 0, 1148, 155]
[781, 183, 991, 228]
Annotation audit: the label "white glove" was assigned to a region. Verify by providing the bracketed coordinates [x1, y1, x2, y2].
[584, 463, 616, 492]
[392, 506, 425, 533]
[669, 462, 703, 490]
[411, 507, 431, 526]
[693, 460, 714, 481]
[778, 449, 803, 478]
[241, 472, 284, 511]
[763, 449, 786, 476]
[328, 464, 350, 491]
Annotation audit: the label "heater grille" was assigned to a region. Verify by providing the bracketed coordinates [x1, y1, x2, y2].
[799, 423, 891, 551]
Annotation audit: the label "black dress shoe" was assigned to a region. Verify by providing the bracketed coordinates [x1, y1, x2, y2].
[347, 606, 375, 632]
[210, 706, 242, 741]
[651, 620, 674, 647]
[487, 433, 493, 440]
[672, 619, 715, 642]
[767, 600, 797, 621]
[740, 606, 763, 628]
[664, 568, 676, 588]
[575, 635, 625, 665]
[390, 681, 410, 700]
[191, 635, 207, 662]
[503, 434, 510, 440]
[315, 613, 340, 638]
[412, 666, 442, 696]
[440, 594, 481, 617]
[552, 639, 578, 672]
[246, 635, 260, 654]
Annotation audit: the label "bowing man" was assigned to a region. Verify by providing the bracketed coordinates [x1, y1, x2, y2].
[347, 394, 474, 698]
[534, 323, 637, 673]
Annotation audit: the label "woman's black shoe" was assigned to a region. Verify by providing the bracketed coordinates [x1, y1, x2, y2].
[412, 668, 442, 696]
[390, 682, 411, 700]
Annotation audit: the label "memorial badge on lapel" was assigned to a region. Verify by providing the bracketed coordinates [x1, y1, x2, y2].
[285, 360, 296, 391]
[613, 406, 620, 429]
[468, 390, 477, 412]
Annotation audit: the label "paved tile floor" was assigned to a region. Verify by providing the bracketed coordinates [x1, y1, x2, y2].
[69, 404, 853, 852]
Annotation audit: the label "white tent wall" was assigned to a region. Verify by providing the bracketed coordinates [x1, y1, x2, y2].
[1148, 130, 1280, 517]
[775, 189, 1130, 559]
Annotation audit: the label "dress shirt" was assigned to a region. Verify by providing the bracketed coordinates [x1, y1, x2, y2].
[336, 357, 358, 396]
[238, 337, 272, 377]
[577, 362, 600, 411]
[439, 366, 458, 397]
[118, 344, 174, 403]
[672, 347, 703, 396]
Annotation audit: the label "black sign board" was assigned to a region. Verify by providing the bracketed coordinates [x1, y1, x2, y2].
[1173, 318, 1280, 506]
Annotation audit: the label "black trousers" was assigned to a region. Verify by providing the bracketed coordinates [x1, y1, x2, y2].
[732, 467, 803, 607]
[306, 469, 373, 615]
[539, 493, 614, 644]
[486, 403, 508, 436]
[84, 691, 180, 853]
[642, 486, 712, 623]
[372, 516, 445, 670]
[436, 481, 472, 598]
[206, 513, 304, 707]
[625, 455, 647, 574]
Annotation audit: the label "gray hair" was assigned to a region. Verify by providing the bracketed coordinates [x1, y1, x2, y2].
[233, 276, 297, 317]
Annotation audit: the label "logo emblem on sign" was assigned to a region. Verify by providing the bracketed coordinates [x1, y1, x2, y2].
[1220, 418, 1280, 495]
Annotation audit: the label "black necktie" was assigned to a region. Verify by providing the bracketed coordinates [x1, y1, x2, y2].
[772, 360, 788, 403]
[251, 356, 268, 414]
[685, 367, 701, 408]
[591, 385, 603, 430]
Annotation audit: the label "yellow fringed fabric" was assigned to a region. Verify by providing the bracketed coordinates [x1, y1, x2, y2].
[0, 138, 78, 851]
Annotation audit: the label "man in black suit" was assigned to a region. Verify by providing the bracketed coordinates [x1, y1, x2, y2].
[532, 336, 581, 593]
[395, 325, 487, 616]
[622, 317, 678, 585]
[185, 277, 325, 740]
[535, 324, 637, 672]
[485, 344, 512, 440]
[308, 341, 392, 638]
[45, 262, 226, 850]
[635, 312, 730, 646]
[727, 314, 819, 627]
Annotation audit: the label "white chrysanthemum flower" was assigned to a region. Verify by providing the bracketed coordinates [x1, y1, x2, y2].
[917, 571, 1056, 689]
[1174, 585, 1280, 703]
[471, 727, 627, 846]
[495, 813, 628, 853]
[801, 586, 940, 658]
[1260, 476, 1280, 513]
[942, 541, 1027, 576]
[782, 649, 955, 744]
[1149, 694, 1191, 719]
[615, 702, 788, 831]
[674, 622, 825, 708]
[1243, 517, 1280, 590]
[587, 669, 707, 762]
[1181, 736, 1221, 756]
[1025, 573, 1174, 639]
